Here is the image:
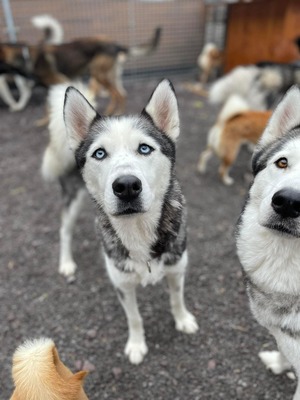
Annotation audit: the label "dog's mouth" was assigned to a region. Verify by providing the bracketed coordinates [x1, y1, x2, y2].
[263, 219, 300, 238]
[112, 201, 145, 216]
[114, 208, 144, 216]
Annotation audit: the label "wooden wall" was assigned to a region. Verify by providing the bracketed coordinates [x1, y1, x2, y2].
[224, 0, 300, 72]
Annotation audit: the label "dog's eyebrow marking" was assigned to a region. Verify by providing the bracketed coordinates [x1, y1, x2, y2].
[281, 326, 300, 339]
[252, 130, 300, 175]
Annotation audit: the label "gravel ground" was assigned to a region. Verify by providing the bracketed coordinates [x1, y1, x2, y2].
[0, 76, 295, 399]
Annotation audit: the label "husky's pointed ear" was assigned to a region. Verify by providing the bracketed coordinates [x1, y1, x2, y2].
[143, 79, 180, 141]
[259, 85, 300, 146]
[64, 87, 98, 151]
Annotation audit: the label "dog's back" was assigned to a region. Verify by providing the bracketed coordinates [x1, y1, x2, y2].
[223, 109, 272, 145]
[10, 338, 88, 400]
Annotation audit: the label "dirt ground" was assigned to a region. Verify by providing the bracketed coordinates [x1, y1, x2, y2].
[0, 76, 295, 399]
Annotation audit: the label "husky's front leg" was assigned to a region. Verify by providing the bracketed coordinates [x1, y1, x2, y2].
[105, 257, 147, 364]
[166, 251, 199, 334]
[117, 284, 148, 364]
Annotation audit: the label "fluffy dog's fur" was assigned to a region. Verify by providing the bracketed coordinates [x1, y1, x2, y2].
[42, 82, 96, 278]
[197, 42, 223, 84]
[61, 79, 198, 364]
[236, 85, 300, 400]
[209, 63, 300, 110]
[10, 338, 88, 400]
[197, 95, 272, 185]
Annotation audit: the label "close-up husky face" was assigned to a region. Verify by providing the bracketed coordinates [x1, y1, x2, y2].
[63, 80, 180, 217]
[250, 86, 300, 237]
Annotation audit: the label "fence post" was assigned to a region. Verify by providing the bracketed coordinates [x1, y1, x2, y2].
[2, 0, 17, 42]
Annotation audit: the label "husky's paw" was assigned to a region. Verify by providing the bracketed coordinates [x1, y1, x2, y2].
[125, 340, 148, 365]
[258, 351, 291, 375]
[59, 261, 77, 277]
[197, 160, 206, 174]
[175, 312, 199, 334]
[223, 175, 234, 186]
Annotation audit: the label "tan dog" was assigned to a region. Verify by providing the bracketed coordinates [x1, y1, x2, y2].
[10, 338, 88, 400]
[197, 43, 223, 84]
[197, 95, 272, 185]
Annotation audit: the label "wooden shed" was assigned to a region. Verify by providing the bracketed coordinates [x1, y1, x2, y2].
[222, 0, 300, 72]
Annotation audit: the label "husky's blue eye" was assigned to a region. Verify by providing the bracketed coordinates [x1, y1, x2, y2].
[138, 144, 154, 155]
[92, 148, 107, 160]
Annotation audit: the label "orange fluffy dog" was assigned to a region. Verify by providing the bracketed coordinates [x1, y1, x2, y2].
[197, 43, 223, 84]
[10, 338, 88, 400]
[197, 95, 272, 185]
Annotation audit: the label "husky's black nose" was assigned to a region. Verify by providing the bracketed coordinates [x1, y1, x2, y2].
[272, 188, 300, 218]
[113, 175, 142, 201]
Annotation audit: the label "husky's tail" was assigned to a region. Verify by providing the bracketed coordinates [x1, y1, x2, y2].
[217, 94, 250, 123]
[31, 14, 64, 44]
[10, 338, 87, 400]
[128, 27, 162, 57]
[41, 81, 96, 182]
[209, 66, 260, 105]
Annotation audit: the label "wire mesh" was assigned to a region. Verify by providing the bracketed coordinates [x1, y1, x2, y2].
[0, 0, 218, 79]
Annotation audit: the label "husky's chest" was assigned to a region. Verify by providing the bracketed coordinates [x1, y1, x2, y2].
[97, 198, 186, 286]
[247, 278, 300, 338]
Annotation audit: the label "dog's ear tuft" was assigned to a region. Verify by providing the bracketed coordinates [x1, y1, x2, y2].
[64, 87, 98, 151]
[258, 85, 300, 147]
[72, 370, 88, 382]
[143, 79, 180, 141]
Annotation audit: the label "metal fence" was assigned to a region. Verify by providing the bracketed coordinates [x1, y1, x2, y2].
[0, 0, 227, 79]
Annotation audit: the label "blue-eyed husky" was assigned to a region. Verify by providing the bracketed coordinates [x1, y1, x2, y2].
[236, 86, 300, 399]
[60, 80, 198, 364]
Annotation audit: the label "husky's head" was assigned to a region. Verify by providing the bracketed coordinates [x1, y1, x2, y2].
[250, 85, 300, 237]
[63, 79, 179, 217]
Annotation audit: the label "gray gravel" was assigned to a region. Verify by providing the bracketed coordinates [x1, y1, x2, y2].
[0, 77, 295, 399]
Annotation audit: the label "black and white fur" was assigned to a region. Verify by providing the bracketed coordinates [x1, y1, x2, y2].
[210, 63, 300, 110]
[0, 15, 63, 112]
[62, 80, 199, 364]
[237, 85, 300, 399]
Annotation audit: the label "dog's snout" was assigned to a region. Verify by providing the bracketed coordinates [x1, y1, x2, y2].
[272, 188, 300, 218]
[112, 175, 142, 201]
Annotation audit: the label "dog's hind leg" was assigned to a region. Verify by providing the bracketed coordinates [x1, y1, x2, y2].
[197, 147, 214, 173]
[12, 76, 33, 111]
[59, 172, 86, 278]
[166, 251, 199, 334]
[0, 75, 19, 110]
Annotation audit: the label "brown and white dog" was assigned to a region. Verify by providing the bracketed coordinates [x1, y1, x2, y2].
[197, 95, 272, 185]
[197, 42, 223, 84]
[10, 338, 88, 400]
[0, 27, 161, 115]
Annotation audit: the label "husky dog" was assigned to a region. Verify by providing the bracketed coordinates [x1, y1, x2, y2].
[236, 86, 300, 399]
[63, 79, 199, 364]
[10, 338, 88, 400]
[209, 64, 300, 110]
